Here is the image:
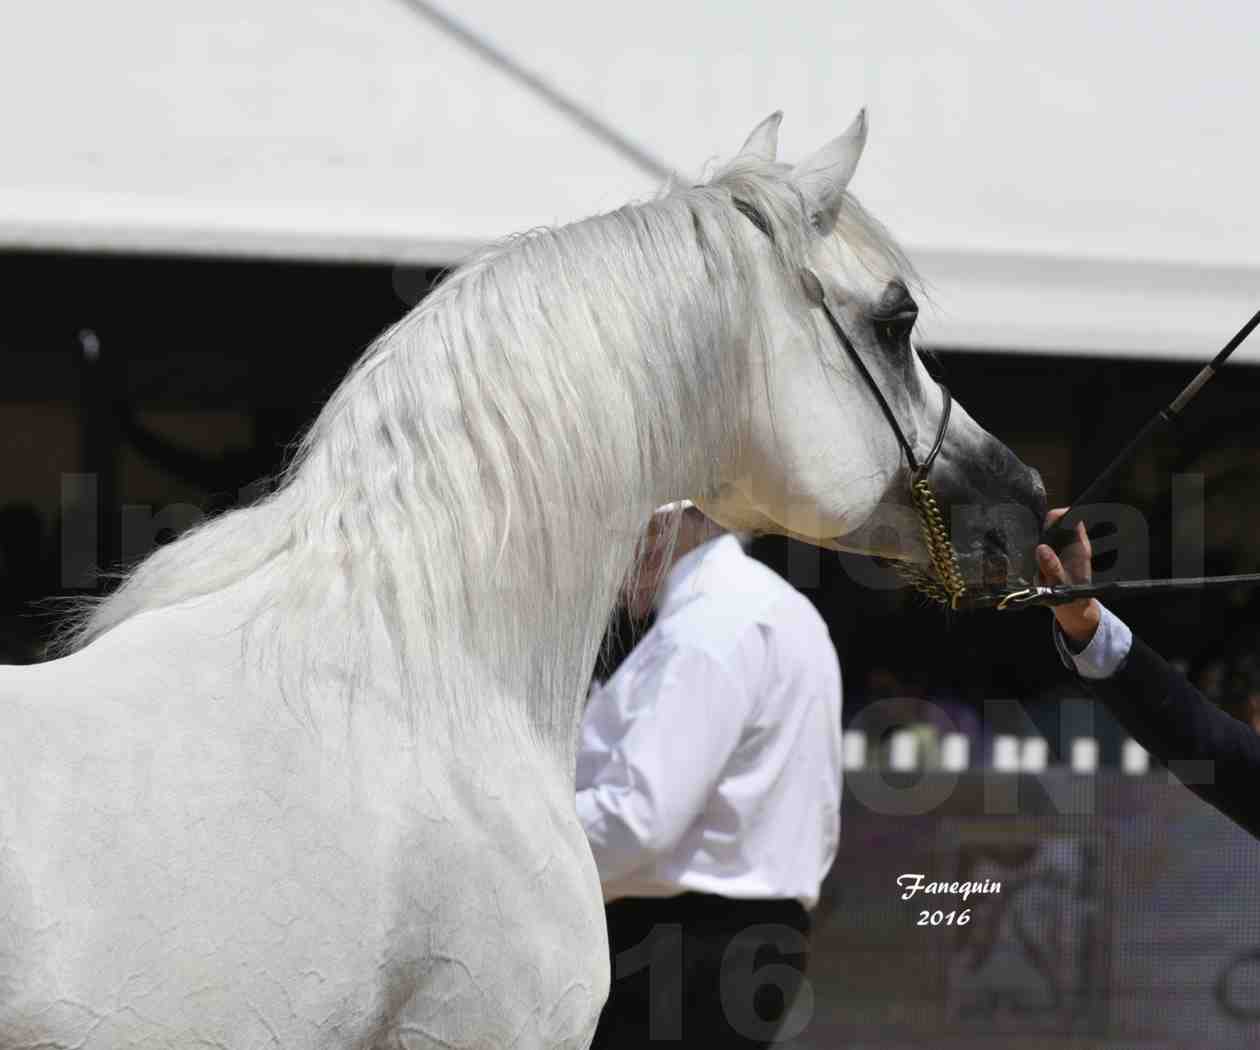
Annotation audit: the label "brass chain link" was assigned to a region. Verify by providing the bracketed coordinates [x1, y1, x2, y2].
[893, 475, 968, 609]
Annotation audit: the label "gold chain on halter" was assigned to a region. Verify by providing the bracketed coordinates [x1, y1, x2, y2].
[898, 474, 968, 609]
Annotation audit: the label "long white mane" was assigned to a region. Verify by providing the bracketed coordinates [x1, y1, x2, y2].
[57, 158, 909, 756]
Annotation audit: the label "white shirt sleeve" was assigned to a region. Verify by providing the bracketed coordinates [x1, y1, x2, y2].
[575, 643, 754, 884]
[1051, 603, 1133, 680]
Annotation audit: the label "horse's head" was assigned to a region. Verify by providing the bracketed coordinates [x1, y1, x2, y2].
[697, 111, 1047, 594]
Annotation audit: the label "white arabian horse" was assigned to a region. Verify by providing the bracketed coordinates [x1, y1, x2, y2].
[0, 111, 1045, 1048]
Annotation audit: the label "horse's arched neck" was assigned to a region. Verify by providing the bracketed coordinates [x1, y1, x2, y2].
[443, 391, 726, 770]
[438, 358, 733, 766]
[278, 214, 752, 768]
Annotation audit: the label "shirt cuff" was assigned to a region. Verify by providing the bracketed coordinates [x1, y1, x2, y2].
[1052, 603, 1133, 680]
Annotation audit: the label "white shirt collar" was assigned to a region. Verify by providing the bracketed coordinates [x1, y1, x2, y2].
[655, 533, 743, 619]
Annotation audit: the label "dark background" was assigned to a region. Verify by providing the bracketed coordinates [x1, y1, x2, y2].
[5, 248, 1260, 759]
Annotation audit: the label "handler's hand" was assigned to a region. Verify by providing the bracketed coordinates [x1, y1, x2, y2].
[1036, 508, 1101, 648]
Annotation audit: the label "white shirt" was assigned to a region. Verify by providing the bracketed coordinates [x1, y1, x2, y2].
[1051, 603, 1134, 679]
[575, 534, 843, 910]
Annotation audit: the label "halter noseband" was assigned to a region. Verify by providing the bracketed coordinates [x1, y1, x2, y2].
[731, 197, 967, 606]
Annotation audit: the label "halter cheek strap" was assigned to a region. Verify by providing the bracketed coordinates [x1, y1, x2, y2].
[731, 196, 966, 607]
[799, 266, 952, 482]
[730, 198, 951, 478]
[801, 266, 965, 605]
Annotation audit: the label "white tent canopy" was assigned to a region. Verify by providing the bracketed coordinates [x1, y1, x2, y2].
[3, 0, 1259, 360]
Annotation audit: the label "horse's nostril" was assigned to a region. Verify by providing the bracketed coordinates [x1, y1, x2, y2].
[984, 528, 1009, 556]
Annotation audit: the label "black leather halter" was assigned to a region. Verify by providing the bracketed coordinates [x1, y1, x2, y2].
[733, 196, 1260, 613]
[805, 269, 953, 485]
[730, 197, 952, 485]
[731, 197, 966, 604]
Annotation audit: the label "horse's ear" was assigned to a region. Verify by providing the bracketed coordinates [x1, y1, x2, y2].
[737, 111, 783, 162]
[791, 108, 867, 229]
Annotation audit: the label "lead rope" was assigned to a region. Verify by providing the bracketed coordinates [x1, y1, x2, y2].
[972, 306, 1260, 610]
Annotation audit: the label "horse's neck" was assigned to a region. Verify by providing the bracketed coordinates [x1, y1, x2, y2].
[278, 264, 737, 767]
[440, 525, 643, 772]
[423, 471, 708, 774]
[395, 347, 725, 769]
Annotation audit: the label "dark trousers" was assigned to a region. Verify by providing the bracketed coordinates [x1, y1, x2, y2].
[590, 892, 812, 1048]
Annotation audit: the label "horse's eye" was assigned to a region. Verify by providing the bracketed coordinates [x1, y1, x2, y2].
[872, 306, 917, 347]
[872, 281, 918, 347]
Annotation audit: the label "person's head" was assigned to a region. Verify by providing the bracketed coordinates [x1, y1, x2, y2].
[621, 503, 724, 620]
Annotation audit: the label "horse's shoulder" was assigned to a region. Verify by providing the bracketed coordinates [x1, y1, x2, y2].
[0, 655, 101, 752]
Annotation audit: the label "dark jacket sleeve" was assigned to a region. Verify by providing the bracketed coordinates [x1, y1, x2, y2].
[1084, 634, 1260, 839]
